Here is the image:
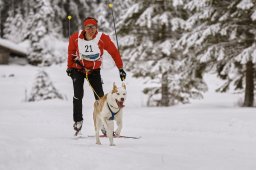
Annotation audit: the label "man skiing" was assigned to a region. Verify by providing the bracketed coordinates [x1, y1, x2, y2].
[66, 17, 126, 135]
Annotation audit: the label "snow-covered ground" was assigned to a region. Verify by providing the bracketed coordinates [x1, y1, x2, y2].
[0, 62, 256, 170]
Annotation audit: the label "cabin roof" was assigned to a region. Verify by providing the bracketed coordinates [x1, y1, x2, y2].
[0, 38, 27, 56]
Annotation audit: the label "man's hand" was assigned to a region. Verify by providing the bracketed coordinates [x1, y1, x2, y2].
[66, 68, 74, 77]
[119, 69, 126, 81]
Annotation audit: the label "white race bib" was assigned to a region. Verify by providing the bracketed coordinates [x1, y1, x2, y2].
[78, 31, 102, 61]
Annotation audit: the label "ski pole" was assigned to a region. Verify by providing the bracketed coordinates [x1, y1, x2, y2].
[108, 3, 120, 51]
[67, 15, 72, 37]
[109, 3, 126, 82]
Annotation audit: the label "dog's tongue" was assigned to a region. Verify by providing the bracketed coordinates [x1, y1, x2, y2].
[117, 101, 125, 108]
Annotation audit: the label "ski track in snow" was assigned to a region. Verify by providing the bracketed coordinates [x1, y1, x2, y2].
[0, 64, 256, 170]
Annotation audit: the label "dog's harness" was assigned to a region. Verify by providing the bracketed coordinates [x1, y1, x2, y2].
[107, 103, 120, 120]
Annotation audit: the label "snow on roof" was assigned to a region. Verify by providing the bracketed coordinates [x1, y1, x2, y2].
[0, 38, 27, 56]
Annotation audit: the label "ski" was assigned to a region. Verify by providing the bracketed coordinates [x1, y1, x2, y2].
[118, 135, 141, 139]
[88, 135, 141, 139]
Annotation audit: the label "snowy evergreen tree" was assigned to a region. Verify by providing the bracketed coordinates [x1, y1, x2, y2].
[27, 0, 65, 66]
[63, 0, 96, 37]
[28, 69, 63, 102]
[117, 0, 207, 106]
[65, 0, 81, 36]
[94, 0, 133, 33]
[175, 0, 256, 107]
[3, 7, 26, 43]
[112, 0, 133, 18]
[51, 0, 67, 36]
[2, 0, 28, 40]
[91, 0, 112, 33]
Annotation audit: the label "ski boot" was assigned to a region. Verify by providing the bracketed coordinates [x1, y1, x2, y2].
[73, 120, 83, 136]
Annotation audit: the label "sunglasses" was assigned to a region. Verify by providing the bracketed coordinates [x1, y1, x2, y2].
[85, 25, 97, 30]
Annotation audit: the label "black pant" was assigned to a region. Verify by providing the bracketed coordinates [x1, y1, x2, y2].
[72, 69, 104, 122]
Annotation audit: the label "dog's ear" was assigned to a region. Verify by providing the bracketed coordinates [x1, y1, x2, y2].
[122, 82, 126, 90]
[112, 82, 118, 93]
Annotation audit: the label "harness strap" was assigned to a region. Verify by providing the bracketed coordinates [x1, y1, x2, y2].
[107, 103, 120, 120]
[74, 60, 101, 99]
[85, 71, 101, 99]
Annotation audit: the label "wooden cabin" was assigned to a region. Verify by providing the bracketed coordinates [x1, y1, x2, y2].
[0, 38, 27, 64]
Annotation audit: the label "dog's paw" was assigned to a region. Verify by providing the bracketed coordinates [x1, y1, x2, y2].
[110, 143, 116, 146]
[96, 142, 102, 145]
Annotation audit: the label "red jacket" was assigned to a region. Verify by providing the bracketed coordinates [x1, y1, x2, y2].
[67, 30, 123, 71]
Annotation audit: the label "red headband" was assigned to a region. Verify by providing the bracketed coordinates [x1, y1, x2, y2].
[84, 19, 97, 26]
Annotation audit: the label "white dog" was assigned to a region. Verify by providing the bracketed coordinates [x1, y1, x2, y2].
[93, 82, 126, 146]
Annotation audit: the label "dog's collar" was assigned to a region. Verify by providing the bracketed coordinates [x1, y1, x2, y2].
[107, 102, 120, 120]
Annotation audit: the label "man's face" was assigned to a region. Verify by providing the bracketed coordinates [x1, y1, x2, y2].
[84, 24, 97, 37]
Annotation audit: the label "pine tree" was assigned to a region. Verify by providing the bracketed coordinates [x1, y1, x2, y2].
[66, 0, 81, 35]
[62, 0, 96, 37]
[51, 0, 67, 36]
[113, 0, 133, 17]
[92, 1, 112, 33]
[27, 0, 64, 66]
[28, 69, 63, 102]
[117, 0, 207, 106]
[3, 7, 26, 43]
[176, 0, 256, 107]
[101, 0, 133, 33]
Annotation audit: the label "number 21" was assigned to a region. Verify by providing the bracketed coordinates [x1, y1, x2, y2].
[85, 45, 93, 52]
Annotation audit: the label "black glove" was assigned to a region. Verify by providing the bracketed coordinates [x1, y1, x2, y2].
[119, 69, 126, 81]
[66, 68, 74, 77]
